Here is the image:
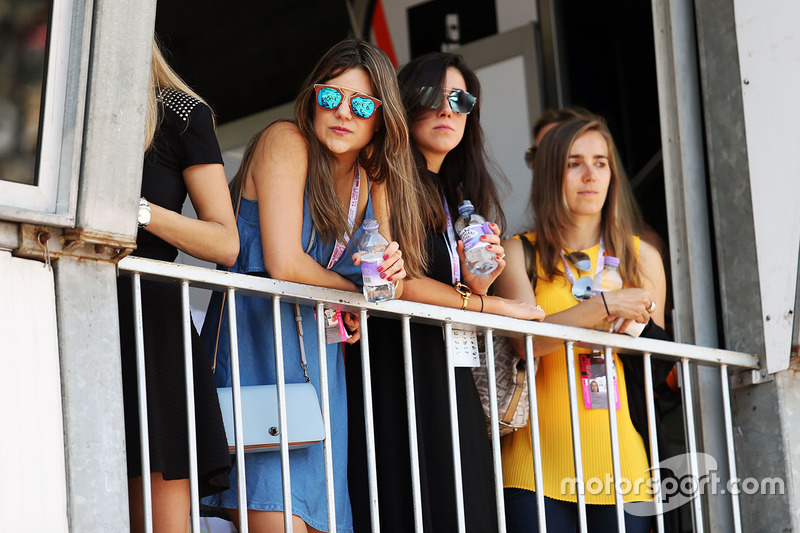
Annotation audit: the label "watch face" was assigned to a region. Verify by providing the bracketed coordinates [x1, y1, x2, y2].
[138, 205, 151, 227]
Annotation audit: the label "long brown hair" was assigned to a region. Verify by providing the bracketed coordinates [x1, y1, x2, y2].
[398, 53, 507, 234]
[231, 40, 426, 278]
[531, 118, 641, 287]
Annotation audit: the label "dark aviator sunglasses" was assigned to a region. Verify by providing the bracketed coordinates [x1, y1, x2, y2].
[565, 251, 594, 301]
[417, 86, 477, 115]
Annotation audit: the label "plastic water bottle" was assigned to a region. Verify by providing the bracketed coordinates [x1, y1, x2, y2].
[358, 219, 396, 303]
[592, 255, 623, 331]
[454, 200, 498, 276]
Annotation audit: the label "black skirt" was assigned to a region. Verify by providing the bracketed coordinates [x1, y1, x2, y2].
[118, 277, 230, 497]
[347, 316, 499, 533]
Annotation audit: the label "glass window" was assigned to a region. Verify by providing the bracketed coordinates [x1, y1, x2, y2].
[0, 1, 50, 186]
[0, 0, 86, 225]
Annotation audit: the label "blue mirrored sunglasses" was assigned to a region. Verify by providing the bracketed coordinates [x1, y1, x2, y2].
[417, 86, 477, 114]
[314, 84, 382, 119]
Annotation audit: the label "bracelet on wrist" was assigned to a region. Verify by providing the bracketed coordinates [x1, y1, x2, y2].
[600, 292, 610, 316]
[454, 282, 472, 310]
[477, 293, 484, 313]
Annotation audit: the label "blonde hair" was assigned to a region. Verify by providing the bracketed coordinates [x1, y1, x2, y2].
[144, 38, 213, 151]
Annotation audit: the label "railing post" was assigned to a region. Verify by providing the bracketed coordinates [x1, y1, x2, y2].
[180, 281, 200, 532]
[604, 347, 625, 532]
[484, 330, 507, 533]
[226, 289, 249, 532]
[132, 274, 153, 533]
[359, 309, 380, 532]
[316, 303, 338, 532]
[401, 316, 424, 532]
[642, 353, 664, 533]
[443, 323, 467, 533]
[272, 296, 293, 532]
[564, 341, 588, 531]
[680, 358, 704, 532]
[525, 335, 546, 533]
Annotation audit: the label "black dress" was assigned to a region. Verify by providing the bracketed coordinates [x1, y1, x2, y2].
[347, 225, 498, 532]
[117, 89, 231, 496]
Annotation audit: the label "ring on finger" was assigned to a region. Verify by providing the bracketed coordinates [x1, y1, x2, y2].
[648, 300, 656, 313]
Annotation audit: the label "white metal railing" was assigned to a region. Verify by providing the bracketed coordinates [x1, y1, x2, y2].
[118, 256, 759, 533]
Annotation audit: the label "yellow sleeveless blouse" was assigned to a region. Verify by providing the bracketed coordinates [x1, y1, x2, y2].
[501, 233, 652, 504]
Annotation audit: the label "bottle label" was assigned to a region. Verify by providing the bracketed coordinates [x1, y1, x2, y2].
[361, 260, 382, 286]
[459, 223, 491, 252]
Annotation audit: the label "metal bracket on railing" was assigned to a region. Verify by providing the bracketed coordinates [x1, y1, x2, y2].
[15, 223, 136, 265]
[730, 367, 774, 389]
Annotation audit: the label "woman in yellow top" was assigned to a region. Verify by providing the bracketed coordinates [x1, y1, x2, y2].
[493, 117, 666, 532]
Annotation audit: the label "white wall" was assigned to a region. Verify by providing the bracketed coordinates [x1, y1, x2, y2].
[378, 0, 537, 67]
[733, 0, 800, 371]
[0, 251, 68, 532]
[473, 55, 535, 234]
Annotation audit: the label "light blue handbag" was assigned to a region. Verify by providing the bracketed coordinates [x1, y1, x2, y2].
[214, 189, 325, 453]
[214, 300, 325, 453]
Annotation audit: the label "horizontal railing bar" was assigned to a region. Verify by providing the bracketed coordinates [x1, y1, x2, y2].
[118, 257, 759, 369]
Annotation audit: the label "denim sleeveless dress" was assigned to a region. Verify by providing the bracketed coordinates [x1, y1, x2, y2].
[200, 184, 371, 533]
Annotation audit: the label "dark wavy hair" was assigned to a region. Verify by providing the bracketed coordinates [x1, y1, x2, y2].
[397, 52, 507, 233]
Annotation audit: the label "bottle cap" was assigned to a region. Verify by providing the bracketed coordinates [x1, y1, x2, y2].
[458, 200, 474, 216]
[362, 218, 379, 231]
[605, 255, 620, 267]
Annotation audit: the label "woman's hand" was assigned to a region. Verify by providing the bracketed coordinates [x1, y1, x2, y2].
[458, 222, 504, 295]
[341, 311, 362, 344]
[352, 240, 406, 283]
[602, 288, 657, 327]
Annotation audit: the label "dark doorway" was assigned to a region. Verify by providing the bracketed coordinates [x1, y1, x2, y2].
[555, 0, 667, 250]
[154, 1, 353, 124]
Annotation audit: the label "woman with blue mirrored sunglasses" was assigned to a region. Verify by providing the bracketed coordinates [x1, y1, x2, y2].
[199, 39, 426, 533]
[314, 84, 382, 119]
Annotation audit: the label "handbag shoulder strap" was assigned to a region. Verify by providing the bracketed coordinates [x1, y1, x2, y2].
[212, 184, 309, 379]
[516, 232, 537, 291]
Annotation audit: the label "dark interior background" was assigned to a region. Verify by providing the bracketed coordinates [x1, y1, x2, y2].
[155, 0, 352, 124]
[156, 0, 667, 258]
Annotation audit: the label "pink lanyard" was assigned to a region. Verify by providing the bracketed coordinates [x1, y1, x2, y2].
[441, 194, 461, 285]
[561, 237, 605, 285]
[326, 165, 361, 270]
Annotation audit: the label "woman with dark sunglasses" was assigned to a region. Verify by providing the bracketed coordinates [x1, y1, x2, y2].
[492, 118, 667, 532]
[200, 39, 425, 533]
[346, 52, 543, 533]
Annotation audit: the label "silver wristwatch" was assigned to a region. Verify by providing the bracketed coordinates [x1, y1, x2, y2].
[137, 197, 151, 228]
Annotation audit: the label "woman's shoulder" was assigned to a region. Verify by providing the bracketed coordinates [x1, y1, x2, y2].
[260, 120, 308, 153]
[637, 237, 662, 267]
[158, 88, 209, 123]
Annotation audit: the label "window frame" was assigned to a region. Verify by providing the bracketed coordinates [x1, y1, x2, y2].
[0, 0, 89, 226]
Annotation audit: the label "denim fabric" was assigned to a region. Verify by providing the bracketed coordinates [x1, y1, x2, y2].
[200, 189, 372, 533]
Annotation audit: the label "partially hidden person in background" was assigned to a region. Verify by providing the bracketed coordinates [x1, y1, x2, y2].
[347, 52, 544, 533]
[200, 39, 423, 533]
[118, 37, 239, 533]
[494, 117, 670, 532]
